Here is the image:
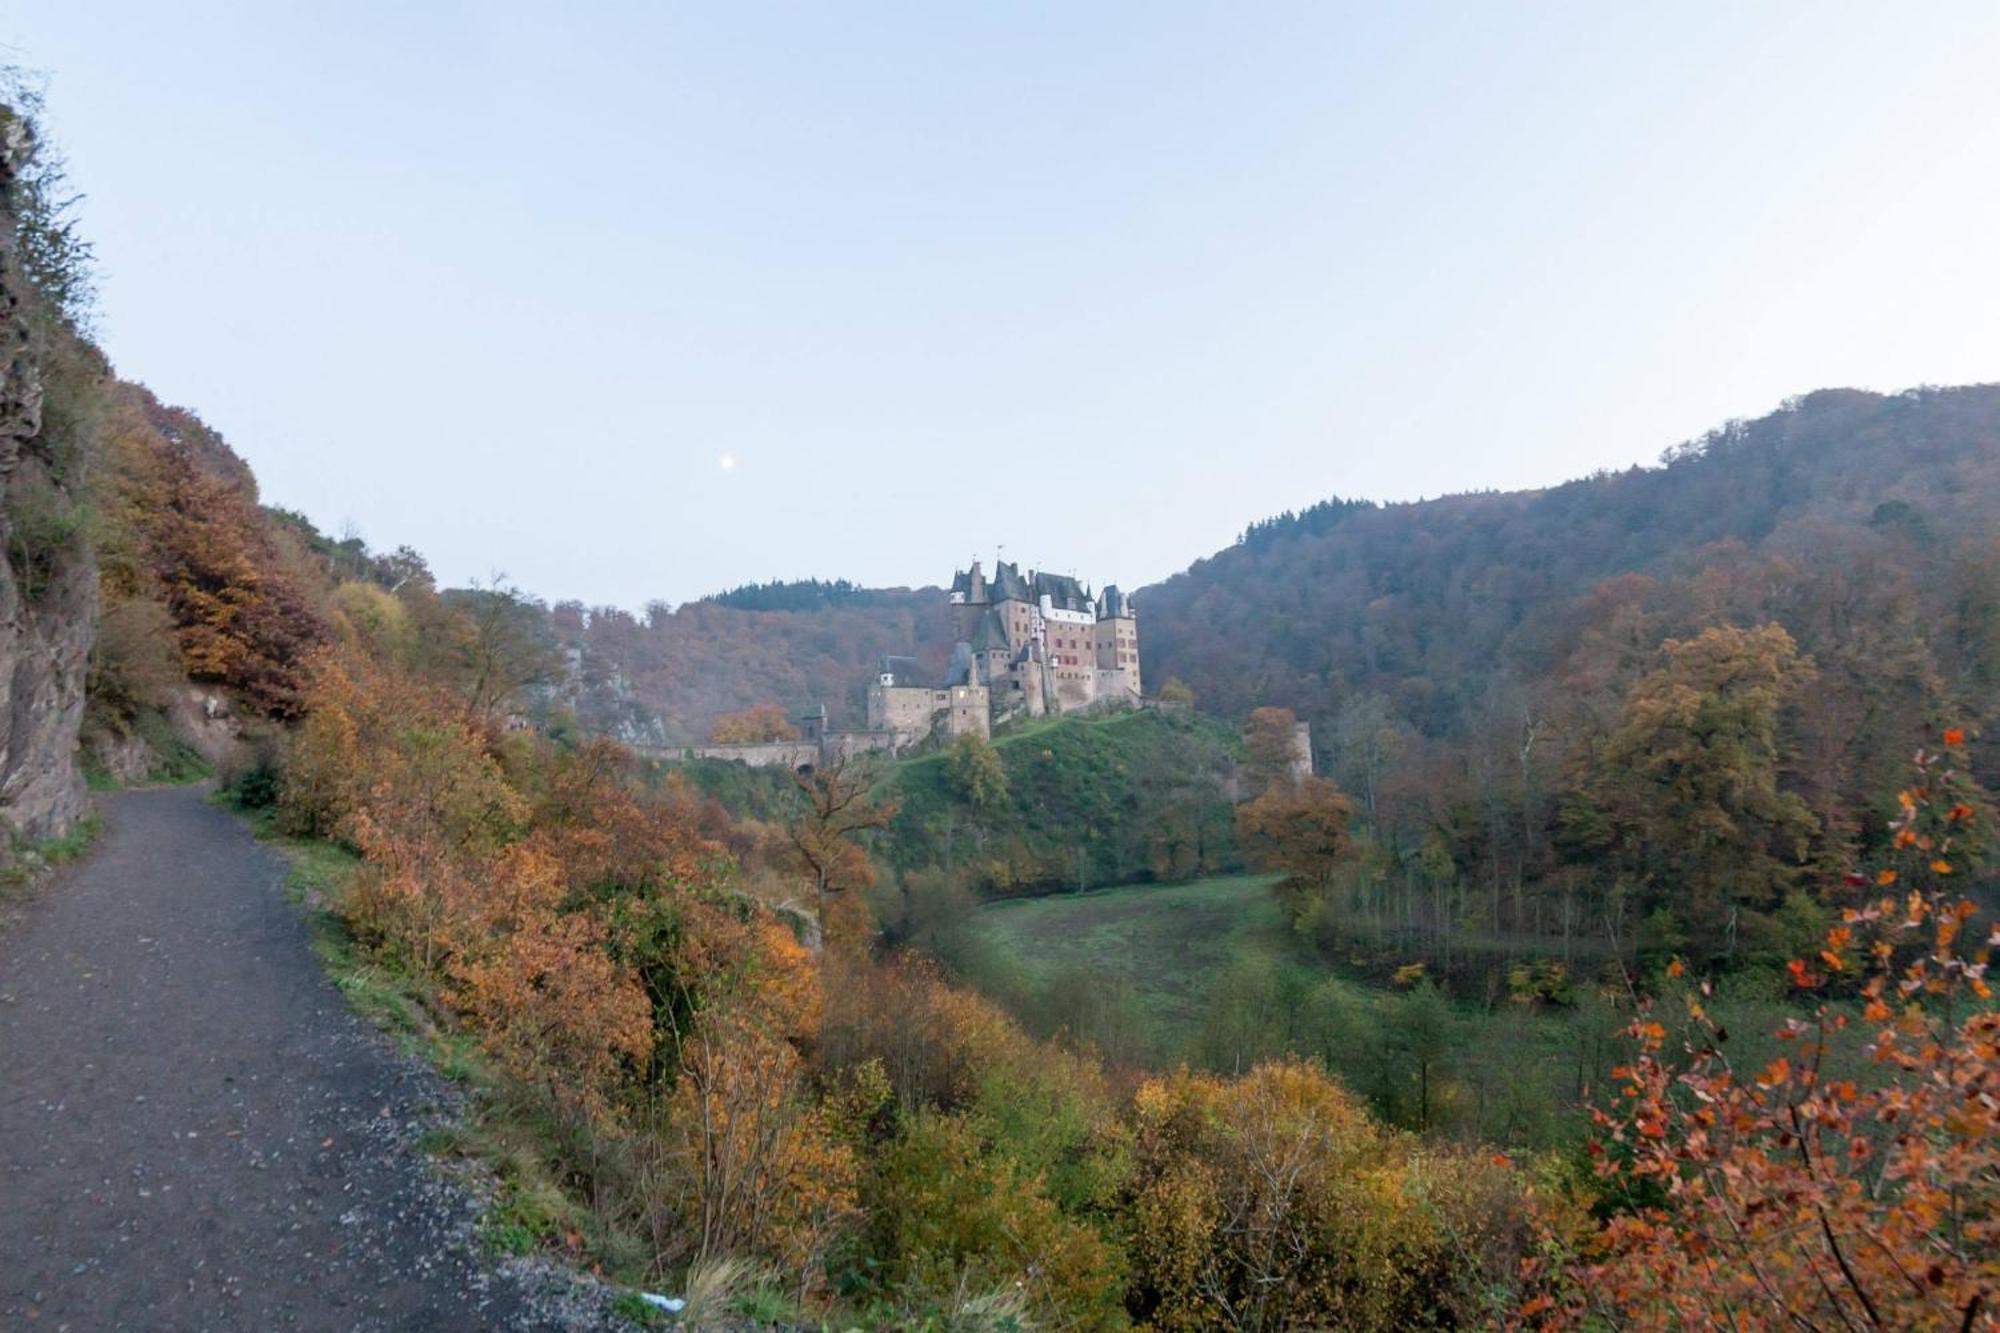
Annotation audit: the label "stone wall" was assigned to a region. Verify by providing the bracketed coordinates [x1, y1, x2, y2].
[821, 730, 899, 762]
[869, 682, 946, 738]
[665, 741, 821, 769]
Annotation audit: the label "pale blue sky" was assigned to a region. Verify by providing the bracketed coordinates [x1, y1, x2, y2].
[7, 3, 1999, 607]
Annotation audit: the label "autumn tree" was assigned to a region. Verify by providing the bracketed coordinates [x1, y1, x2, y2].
[784, 754, 896, 956]
[463, 579, 564, 716]
[98, 390, 329, 716]
[436, 579, 563, 719]
[1533, 730, 2000, 1330]
[448, 845, 654, 1120]
[1572, 622, 1819, 963]
[655, 909, 857, 1283]
[1242, 705, 1302, 796]
[1235, 774, 1355, 911]
[710, 702, 800, 744]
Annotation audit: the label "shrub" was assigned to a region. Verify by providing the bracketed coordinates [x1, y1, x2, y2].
[858, 1111, 1126, 1330]
[1127, 1059, 1529, 1330]
[88, 595, 183, 716]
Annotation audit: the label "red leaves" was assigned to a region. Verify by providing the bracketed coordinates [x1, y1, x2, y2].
[1534, 746, 2000, 1331]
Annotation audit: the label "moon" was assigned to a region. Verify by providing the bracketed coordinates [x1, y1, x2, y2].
[718, 453, 737, 471]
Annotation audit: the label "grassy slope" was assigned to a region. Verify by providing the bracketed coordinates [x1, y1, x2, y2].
[965, 867, 1862, 1152]
[885, 707, 1244, 890]
[673, 706, 1247, 892]
[972, 873, 1303, 1042]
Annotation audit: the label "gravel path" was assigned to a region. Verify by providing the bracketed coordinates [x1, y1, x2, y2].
[0, 787, 615, 1331]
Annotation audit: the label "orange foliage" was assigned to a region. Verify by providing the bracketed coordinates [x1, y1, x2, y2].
[287, 589, 1566, 1325]
[709, 702, 800, 744]
[280, 648, 522, 851]
[1533, 734, 2000, 1329]
[1234, 773, 1355, 901]
[658, 1014, 858, 1282]
[821, 955, 1031, 1114]
[452, 897, 654, 1120]
[98, 386, 327, 714]
[1242, 705, 1302, 795]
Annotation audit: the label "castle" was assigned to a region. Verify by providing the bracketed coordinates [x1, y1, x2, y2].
[866, 560, 1141, 748]
[670, 560, 1142, 768]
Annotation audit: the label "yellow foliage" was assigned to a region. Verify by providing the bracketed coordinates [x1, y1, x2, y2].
[279, 649, 525, 851]
[331, 579, 414, 663]
[823, 957, 1033, 1114]
[1128, 1059, 1528, 1331]
[660, 1016, 858, 1284]
[862, 1111, 1126, 1330]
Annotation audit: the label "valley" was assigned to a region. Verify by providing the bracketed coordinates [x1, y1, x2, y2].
[1, 24, 1997, 1327]
[969, 873, 1303, 1061]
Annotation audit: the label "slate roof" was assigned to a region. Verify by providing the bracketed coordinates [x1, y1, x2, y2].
[1036, 572, 1092, 612]
[945, 642, 978, 686]
[990, 560, 1033, 604]
[958, 559, 1129, 624]
[969, 608, 1009, 652]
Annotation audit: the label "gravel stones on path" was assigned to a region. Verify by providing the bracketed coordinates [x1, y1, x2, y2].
[0, 787, 621, 1331]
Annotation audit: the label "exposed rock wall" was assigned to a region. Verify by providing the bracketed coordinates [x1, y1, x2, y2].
[0, 114, 94, 839]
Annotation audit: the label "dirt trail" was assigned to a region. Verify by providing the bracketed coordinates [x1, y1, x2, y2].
[0, 787, 606, 1331]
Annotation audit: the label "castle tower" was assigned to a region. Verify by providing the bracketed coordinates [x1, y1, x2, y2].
[950, 560, 991, 642]
[1093, 584, 1140, 701]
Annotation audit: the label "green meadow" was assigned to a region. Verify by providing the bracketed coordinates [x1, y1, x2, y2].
[964, 873, 1839, 1151]
[970, 873, 1312, 1049]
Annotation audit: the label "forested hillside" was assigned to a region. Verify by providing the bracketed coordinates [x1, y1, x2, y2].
[1141, 386, 2000, 731]
[541, 582, 952, 744]
[1133, 387, 2000, 973]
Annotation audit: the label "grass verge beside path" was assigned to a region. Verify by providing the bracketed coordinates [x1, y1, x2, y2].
[0, 811, 105, 923]
[236, 805, 835, 1329]
[242, 816, 649, 1309]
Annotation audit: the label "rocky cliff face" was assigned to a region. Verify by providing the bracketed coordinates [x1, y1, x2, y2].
[0, 113, 95, 840]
